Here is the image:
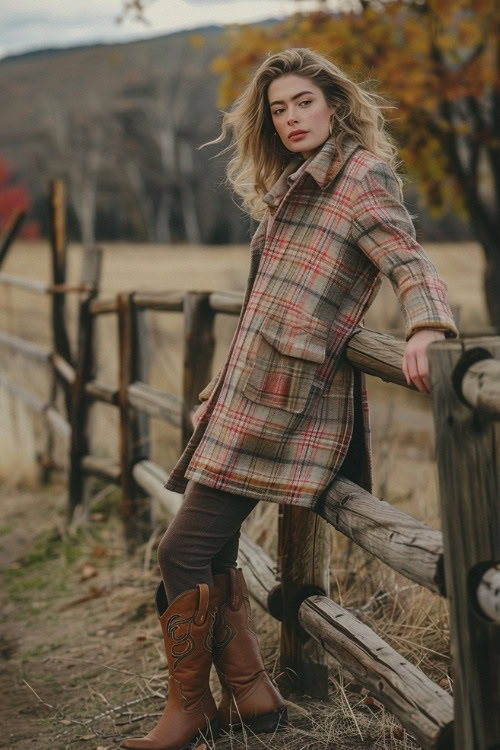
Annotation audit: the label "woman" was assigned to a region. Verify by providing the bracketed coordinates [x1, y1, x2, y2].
[120, 48, 458, 750]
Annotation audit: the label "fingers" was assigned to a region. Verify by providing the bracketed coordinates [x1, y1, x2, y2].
[403, 349, 430, 394]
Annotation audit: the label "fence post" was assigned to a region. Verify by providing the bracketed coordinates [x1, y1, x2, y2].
[68, 246, 102, 520]
[428, 336, 500, 750]
[0, 209, 26, 266]
[49, 179, 72, 413]
[41, 180, 71, 482]
[118, 292, 152, 550]
[278, 507, 331, 699]
[182, 292, 216, 449]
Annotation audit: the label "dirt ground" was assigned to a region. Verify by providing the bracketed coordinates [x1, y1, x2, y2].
[0, 473, 444, 750]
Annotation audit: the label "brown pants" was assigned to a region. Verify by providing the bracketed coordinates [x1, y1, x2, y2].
[157, 479, 259, 603]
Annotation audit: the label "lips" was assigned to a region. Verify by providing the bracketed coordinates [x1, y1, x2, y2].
[288, 130, 308, 140]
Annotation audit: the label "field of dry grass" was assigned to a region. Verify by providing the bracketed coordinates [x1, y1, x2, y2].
[0, 238, 489, 748]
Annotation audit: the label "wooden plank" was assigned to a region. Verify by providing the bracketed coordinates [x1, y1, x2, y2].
[429, 336, 500, 749]
[278, 506, 331, 699]
[89, 297, 118, 315]
[52, 353, 76, 385]
[127, 381, 182, 426]
[0, 210, 26, 266]
[209, 290, 244, 315]
[345, 326, 408, 387]
[133, 291, 184, 311]
[237, 534, 279, 615]
[46, 407, 71, 440]
[81, 455, 121, 482]
[0, 330, 51, 361]
[85, 379, 119, 405]
[0, 274, 92, 295]
[318, 474, 444, 594]
[182, 292, 216, 448]
[132, 459, 180, 516]
[0, 273, 48, 293]
[0, 373, 47, 412]
[118, 294, 152, 549]
[299, 596, 453, 750]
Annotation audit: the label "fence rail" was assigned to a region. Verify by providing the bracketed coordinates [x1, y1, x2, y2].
[1, 182, 500, 749]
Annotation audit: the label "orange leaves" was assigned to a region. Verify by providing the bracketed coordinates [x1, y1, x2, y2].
[209, 0, 497, 218]
[189, 34, 205, 49]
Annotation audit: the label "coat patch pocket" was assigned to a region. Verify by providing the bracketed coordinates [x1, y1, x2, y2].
[242, 313, 328, 413]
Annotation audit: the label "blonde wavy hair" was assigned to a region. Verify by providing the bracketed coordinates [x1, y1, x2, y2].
[203, 47, 403, 220]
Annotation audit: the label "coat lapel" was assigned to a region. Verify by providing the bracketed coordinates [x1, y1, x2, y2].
[263, 133, 361, 212]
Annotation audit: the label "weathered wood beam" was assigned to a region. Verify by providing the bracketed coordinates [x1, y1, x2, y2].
[299, 596, 453, 750]
[345, 326, 408, 386]
[0, 330, 51, 361]
[208, 290, 244, 315]
[318, 475, 445, 594]
[45, 407, 71, 440]
[0, 273, 48, 293]
[52, 353, 76, 385]
[133, 460, 180, 516]
[133, 291, 184, 311]
[85, 379, 119, 405]
[89, 297, 118, 315]
[0, 373, 47, 412]
[127, 381, 182, 426]
[0, 273, 93, 295]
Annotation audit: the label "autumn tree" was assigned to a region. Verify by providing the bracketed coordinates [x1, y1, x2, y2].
[209, 0, 499, 327]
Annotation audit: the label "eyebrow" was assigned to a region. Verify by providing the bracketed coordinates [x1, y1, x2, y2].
[269, 90, 314, 107]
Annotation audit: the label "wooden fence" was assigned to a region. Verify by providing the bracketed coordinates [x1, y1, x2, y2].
[1, 181, 500, 750]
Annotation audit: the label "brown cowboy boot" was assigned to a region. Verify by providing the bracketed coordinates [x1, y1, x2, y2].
[212, 567, 288, 734]
[120, 581, 224, 750]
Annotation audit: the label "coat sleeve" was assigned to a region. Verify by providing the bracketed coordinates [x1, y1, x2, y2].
[349, 161, 459, 341]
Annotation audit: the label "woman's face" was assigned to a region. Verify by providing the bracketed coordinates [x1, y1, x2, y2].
[267, 74, 335, 160]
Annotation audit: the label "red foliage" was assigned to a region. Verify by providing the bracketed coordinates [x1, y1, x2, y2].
[0, 154, 40, 239]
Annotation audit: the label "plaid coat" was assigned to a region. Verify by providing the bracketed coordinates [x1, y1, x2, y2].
[164, 135, 458, 508]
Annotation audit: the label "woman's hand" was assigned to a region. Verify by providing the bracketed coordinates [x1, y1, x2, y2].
[402, 329, 446, 394]
[191, 399, 210, 429]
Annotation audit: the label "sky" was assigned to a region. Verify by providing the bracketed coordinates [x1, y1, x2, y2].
[0, 0, 323, 60]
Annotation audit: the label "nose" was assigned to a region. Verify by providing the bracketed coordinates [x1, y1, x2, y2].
[287, 111, 298, 126]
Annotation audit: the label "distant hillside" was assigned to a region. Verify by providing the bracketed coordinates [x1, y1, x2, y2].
[0, 25, 257, 243]
[0, 25, 472, 244]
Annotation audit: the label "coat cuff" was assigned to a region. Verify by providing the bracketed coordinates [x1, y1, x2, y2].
[198, 371, 221, 402]
[405, 322, 459, 341]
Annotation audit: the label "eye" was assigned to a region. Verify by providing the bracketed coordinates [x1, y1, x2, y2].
[299, 99, 312, 107]
[272, 107, 285, 116]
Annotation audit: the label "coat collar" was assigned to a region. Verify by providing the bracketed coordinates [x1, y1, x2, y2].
[263, 134, 361, 210]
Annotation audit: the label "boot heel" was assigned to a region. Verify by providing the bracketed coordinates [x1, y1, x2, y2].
[244, 705, 289, 733]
